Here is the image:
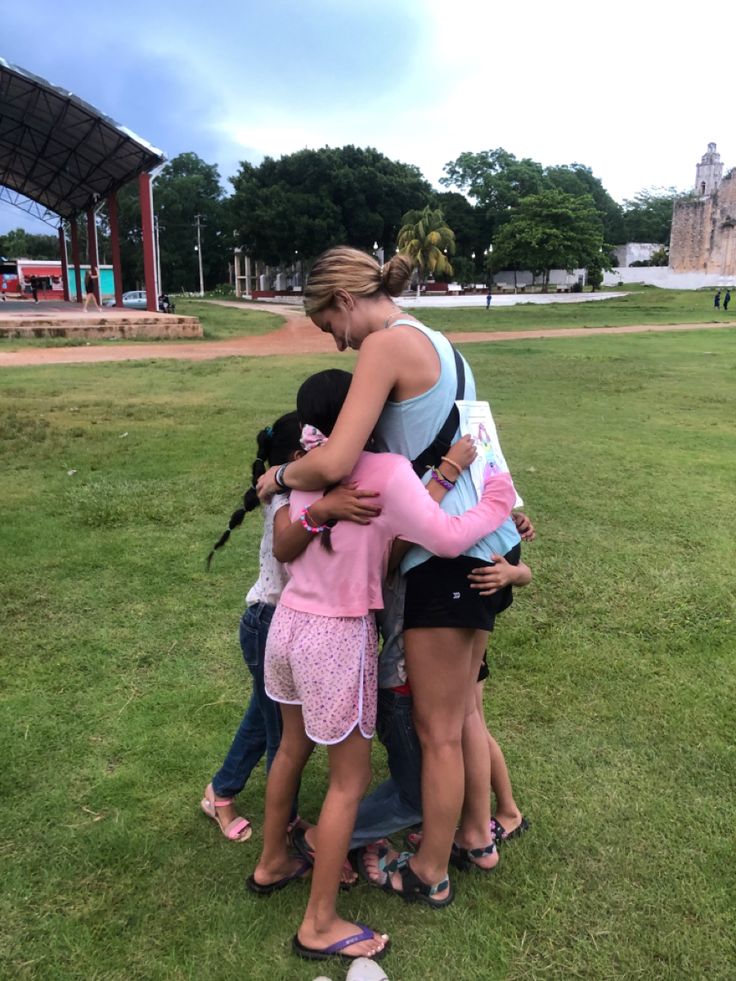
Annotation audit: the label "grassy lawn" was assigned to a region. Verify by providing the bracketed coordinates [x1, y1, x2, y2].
[174, 299, 284, 340]
[2, 330, 735, 979]
[413, 286, 734, 333]
[0, 300, 283, 349]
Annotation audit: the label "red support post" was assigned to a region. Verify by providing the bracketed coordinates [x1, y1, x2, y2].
[58, 225, 70, 302]
[86, 207, 101, 305]
[138, 172, 158, 311]
[107, 191, 124, 307]
[70, 220, 82, 302]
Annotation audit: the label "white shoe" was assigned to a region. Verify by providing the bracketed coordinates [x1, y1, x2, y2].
[346, 958, 389, 981]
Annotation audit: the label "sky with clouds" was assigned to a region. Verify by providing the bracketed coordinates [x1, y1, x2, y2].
[1, 0, 733, 234]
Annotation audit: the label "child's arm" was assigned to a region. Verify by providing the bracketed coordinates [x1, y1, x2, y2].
[388, 435, 477, 571]
[386, 459, 515, 558]
[468, 556, 531, 595]
[273, 484, 381, 563]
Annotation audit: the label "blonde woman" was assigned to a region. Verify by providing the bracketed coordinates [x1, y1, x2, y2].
[257, 247, 521, 906]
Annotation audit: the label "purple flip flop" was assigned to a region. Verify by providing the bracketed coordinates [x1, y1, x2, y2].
[292, 923, 390, 963]
[245, 858, 311, 896]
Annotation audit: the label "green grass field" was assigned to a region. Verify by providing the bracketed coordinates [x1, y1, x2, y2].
[412, 286, 733, 333]
[2, 329, 735, 979]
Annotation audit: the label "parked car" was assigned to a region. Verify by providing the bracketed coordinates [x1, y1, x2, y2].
[102, 290, 148, 309]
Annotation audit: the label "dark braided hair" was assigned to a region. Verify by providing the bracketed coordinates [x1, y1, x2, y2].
[296, 369, 354, 553]
[206, 411, 301, 569]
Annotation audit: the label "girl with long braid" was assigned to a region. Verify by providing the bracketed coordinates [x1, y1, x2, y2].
[201, 411, 380, 842]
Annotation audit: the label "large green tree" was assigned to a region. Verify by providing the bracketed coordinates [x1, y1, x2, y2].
[544, 163, 625, 244]
[113, 152, 229, 293]
[621, 188, 679, 244]
[230, 146, 432, 265]
[397, 206, 455, 297]
[434, 190, 490, 279]
[441, 148, 627, 246]
[0, 227, 60, 259]
[492, 190, 607, 290]
[441, 148, 546, 237]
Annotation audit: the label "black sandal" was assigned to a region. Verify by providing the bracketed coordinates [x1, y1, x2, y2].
[449, 840, 498, 873]
[382, 851, 454, 909]
[492, 815, 530, 844]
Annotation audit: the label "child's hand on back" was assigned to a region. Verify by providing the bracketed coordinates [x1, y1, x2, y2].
[468, 554, 518, 595]
[318, 482, 381, 525]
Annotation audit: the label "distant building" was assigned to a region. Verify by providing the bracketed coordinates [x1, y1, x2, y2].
[613, 243, 661, 267]
[0, 258, 114, 298]
[669, 143, 736, 275]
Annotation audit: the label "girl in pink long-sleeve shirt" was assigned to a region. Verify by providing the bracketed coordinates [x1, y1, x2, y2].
[248, 370, 515, 966]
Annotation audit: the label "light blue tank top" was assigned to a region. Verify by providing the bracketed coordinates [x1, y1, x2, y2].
[373, 319, 519, 573]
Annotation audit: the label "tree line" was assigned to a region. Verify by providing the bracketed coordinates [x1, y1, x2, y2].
[0, 146, 683, 293]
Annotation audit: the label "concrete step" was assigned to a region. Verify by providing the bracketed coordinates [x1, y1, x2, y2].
[0, 316, 203, 339]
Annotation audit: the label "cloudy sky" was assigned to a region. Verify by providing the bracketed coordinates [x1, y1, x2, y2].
[1, 0, 733, 233]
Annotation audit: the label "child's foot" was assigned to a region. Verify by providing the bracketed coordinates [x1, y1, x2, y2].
[293, 826, 358, 887]
[296, 915, 388, 960]
[249, 854, 311, 890]
[200, 783, 252, 842]
[356, 840, 394, 886]
[492, 811, 530, 843]
[453, 829, 499, 871]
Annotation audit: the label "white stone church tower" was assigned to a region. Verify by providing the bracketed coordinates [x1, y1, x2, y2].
[695, 142, 723, 197]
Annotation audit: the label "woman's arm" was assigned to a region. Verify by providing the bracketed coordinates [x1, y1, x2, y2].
[257, 330, 407, 499]
[387, 435, 477, 571]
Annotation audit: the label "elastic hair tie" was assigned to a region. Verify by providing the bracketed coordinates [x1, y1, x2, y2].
[264, 426, 273, 437]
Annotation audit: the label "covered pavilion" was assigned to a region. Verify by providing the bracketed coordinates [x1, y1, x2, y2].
[0, 58, 165, 311]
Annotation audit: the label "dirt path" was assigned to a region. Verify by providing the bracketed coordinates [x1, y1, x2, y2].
[0, 315, 731, 368]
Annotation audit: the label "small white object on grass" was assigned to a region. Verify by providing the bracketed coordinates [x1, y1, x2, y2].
[346, 958, 389, 981]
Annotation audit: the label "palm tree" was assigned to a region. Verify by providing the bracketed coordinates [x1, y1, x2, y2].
[397, 206, 456, 297]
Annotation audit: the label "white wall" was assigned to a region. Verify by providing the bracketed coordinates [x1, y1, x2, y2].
[603, 267, 736, 289]
[493, 268, 585, 286]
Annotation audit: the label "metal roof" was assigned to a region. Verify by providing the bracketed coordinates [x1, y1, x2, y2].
[0, 58, 165, 221]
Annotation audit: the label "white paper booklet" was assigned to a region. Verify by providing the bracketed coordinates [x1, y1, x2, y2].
[456, 400, 523, 508]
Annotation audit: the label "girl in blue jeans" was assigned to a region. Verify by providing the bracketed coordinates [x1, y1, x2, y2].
[201, 412, 380, 841]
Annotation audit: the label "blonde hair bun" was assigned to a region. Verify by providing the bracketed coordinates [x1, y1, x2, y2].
[304, 246, 415, 315]
[381, 254, 414, 297]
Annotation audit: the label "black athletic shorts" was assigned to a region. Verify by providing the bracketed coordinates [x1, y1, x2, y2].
[403, 543, 522, 632]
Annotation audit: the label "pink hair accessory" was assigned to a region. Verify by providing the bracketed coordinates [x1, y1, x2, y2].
[300, 425, 328, 452]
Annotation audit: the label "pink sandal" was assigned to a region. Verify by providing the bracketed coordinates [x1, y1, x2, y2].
[200, 784, 252, 842]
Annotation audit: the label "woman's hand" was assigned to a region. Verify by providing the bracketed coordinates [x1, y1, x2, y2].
[468, 554, 517, 595]
[311, 483, 382, 526]
[256, 465, 280, 502]
[512, 511, 536, 541]
[443, 434, 477, 475]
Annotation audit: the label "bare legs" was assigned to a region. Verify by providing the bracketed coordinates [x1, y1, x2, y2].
[254, 706, 387, 959]
[475, 682, 524, 835]
[254, 704, 313, 885]
[394, 626, 481, 894]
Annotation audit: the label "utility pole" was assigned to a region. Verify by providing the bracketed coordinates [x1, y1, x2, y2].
[194, 213, 205, 297]
[154, 214, 162, 299]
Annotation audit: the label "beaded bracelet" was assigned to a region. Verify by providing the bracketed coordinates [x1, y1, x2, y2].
[299, 507, 328, 534]
[429, 467, 455, 491]
[274, 463, 289, 490]
[440, 455, 462, 476]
